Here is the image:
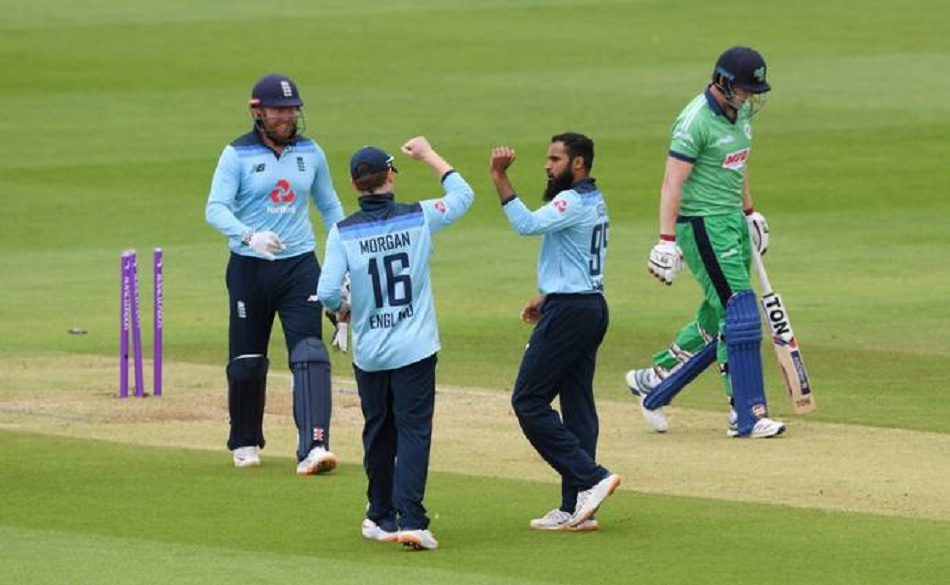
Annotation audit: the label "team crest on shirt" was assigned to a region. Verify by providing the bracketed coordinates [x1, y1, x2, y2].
[434, 201, 447, 214]
[722, 148, 750, 171]
[743, 122, 752, 140]
[553, 199, 568, 213]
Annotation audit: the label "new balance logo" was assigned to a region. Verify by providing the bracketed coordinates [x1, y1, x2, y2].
[254, 163, 266, 173]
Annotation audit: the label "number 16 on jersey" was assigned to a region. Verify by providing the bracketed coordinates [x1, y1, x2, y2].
[751, 250, 816, 414]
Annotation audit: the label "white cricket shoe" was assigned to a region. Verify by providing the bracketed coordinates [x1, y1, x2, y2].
[728, 408, 738, 433]
[232, 446, 261, 468]
[569, 473, 621, 527]
[361, 519, 398, 542]
[398, 529, 439, 551]
[529, 508, 598, 531]
[627, 368, 670, 432]
[639, 394, 669, 433]
[625, 367, 663, 396]
[296, 446, 339, 475]
[727, 417, 786, 439]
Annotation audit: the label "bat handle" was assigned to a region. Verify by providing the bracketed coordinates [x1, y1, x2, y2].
[748, 230, 775, 295]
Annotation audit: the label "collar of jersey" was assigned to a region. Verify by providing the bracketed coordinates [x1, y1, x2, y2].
[704, 86, 729, 118]
[358, 193, 395, 211]
[571, 177, 597, 193]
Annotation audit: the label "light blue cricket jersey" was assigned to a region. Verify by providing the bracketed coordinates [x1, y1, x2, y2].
[318, 171, 474, 372]
[205, 130, 344, 257]
[503, 178, 608, 295]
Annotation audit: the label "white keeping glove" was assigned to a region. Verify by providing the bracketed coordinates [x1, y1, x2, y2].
[331, 321, 348, 353]
[340, 273, 351, 307]
[745, 210, 770, 255]
[647, 240, 684, 286]
[331, 274, 351, 352]
[247, 230, 285, 260]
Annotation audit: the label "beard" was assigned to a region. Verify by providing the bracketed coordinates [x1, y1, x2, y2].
[254, 113, 302, 146]
[542, 167, 574, 201]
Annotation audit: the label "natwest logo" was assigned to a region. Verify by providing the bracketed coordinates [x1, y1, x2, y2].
[269, 179, 296, 203]
[722, 148, 750, 171]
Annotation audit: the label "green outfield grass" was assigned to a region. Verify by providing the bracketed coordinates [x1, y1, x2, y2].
[3, 432, 949, 585]
[2, 0, 949, 583]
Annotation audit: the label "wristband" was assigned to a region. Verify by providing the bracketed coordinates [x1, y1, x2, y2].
[743, 207, 754, 216]
[659, 234, 676, 242]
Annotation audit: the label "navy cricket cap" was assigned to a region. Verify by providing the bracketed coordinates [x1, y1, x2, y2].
[713, 47, 771, 93]
[249, 74, 303, 107]
[350, 146, 398, 180]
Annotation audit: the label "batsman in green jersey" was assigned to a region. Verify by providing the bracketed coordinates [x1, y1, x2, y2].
[626, 46, 786, 439]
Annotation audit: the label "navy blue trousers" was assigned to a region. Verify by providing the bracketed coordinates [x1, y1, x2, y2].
[355, 353, 437, 532]
[512, 293, 610, 512]
[225, 252, 324, 451]
[226, 252, 323, 359]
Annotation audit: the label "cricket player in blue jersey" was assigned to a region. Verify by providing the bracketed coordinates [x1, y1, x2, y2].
[205, 74, 345, 474]
[318, 136, 474, 551]
[489, 133, 621, 532]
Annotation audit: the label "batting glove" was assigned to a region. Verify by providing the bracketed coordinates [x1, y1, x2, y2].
[647, 240, 683, 286]
[247, 230, 286, 260]
[745, 209, 770, 256]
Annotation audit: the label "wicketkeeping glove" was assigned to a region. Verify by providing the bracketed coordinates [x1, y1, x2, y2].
[247, 230, 286, 260]
[745, 209, 770, 255]
[327, 274, 351, 352]
[647, 240, 684, 286]
[331, 321, 348, 353]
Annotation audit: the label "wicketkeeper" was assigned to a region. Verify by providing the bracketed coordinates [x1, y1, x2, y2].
[205, 73, 345, 472]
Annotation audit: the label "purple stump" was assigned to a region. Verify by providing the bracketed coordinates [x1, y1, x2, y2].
[129, 250, 145, 397]
[153, 248, 163, 397]
[119, 251, 133, 398]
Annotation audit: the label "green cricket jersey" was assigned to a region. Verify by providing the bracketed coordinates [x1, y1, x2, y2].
[668, 87, 754, 216]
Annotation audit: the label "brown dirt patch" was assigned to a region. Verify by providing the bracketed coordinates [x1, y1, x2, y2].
[2, 354, 948, 521]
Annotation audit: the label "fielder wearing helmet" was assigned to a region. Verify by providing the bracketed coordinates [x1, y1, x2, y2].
[206, 73, 346, 473]
[249, 73, 305, 146]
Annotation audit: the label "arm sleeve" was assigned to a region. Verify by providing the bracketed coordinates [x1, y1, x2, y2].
[205, 147, 251, 237]
[310, 145, 346, 230]
[668, 118, 704, 163]
[502, 192, 581, 236]
[420, 171, 475, 235]
[316, 226, 346, 312]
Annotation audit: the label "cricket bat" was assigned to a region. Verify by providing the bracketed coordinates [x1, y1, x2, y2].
[751, 249, 816, 414]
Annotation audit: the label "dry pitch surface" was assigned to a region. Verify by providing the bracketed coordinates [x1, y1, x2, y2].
[2, 354, 948, 522]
